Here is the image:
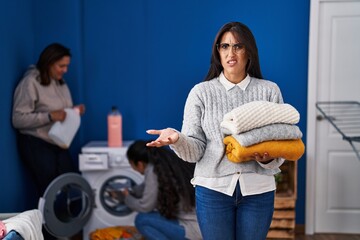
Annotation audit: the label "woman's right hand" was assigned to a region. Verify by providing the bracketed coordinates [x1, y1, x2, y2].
[74, 104, 86, 115]
[146, 128, 179, 147]
[49, 109, 66, 122]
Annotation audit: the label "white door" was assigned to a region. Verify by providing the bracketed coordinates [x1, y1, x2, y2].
[307, 0, 360, 234]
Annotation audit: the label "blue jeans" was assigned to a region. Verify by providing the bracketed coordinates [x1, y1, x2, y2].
[195, 183, 274, 240]
[135, 211, 186, 240]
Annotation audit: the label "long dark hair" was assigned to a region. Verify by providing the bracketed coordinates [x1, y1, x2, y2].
[204, 21, 263, 81]
[36, 43, 71, 86]
[127, 140, 195, 219]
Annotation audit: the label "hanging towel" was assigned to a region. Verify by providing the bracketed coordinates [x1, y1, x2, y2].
[220, 101, 300, 135]
[224, 136, 305, 162]
[3, 210, 43, 240]
[231, 123, 303, 147]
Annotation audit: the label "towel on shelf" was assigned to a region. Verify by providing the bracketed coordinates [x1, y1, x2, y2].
[231, 123, 303, 147]
[220, 101, 300, 135]
[3, 210, 43, 240]
[224, 136, 305, 163]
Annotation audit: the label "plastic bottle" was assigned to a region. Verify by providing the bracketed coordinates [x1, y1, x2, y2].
[108, 106, 122, 147]
[48, 108, 81, 149]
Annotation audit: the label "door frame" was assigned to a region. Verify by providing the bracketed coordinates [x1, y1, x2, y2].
[306, 0, 359, 234]
[306, 0, 322, 235]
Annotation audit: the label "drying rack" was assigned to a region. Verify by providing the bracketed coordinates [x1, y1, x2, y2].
[316, 101, 360, 161]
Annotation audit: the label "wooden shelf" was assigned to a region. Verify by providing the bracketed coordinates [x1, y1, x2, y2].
[267, 229, 295, 239]
[267, 161, 297, 239]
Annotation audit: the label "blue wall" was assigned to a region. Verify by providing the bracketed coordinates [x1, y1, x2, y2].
[0, 0, 310, 224]
[0, 0, 36, 211]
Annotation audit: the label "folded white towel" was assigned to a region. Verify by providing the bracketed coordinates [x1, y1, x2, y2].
[221, 101, 300, 135]
[231, 123, 303, 147]
[3, 209, 43, 240]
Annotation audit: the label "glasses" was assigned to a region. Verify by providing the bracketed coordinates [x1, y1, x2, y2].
[217, 43, 245, 54]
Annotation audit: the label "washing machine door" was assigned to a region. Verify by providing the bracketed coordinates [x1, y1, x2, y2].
[38, 173, 93, 238]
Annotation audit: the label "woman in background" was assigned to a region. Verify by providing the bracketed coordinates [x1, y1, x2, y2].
[12, 42, 85, 200]
[118, 140, 201, 240]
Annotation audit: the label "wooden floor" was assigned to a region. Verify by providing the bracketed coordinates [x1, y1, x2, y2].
[73, 229, 360, 240]
[295, 234, 360, 240]
[74, 232, 360, 240]
[75, 233, 360, 240]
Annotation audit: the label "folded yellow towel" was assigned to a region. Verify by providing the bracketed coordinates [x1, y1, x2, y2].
[224, 136, 305, 162]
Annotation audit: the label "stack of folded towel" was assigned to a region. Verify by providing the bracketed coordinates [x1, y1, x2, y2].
[221, 101, 305, 163]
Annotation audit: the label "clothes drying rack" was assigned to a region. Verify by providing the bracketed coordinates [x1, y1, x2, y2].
[316, 101, 360, 161]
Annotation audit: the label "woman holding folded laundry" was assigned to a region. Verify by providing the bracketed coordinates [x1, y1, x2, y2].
[146, 22, 304, 240]
[12, 43, 85, 200]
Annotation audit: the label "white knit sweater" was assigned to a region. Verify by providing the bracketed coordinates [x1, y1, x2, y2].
[220, 101, 300, 135]
[171, 77, 285, 178]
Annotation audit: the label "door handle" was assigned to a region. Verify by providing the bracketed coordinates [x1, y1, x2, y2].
[316, 115, 336, 121]
[316, 115, 324, 121]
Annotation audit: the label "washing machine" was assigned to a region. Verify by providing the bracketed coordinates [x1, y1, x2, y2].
[38, 141, 143, 240]
[79, 141, 144, 239]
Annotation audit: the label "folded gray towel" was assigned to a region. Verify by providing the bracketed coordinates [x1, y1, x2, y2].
[231, 123, 303, 147]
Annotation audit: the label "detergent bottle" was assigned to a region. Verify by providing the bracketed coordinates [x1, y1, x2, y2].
[108, 106, 122, 147]
[48, 107, 81, 149]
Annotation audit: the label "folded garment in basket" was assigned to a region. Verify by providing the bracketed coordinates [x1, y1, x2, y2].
[224, 136, 305, 162]
[90, 226, 138, 240]
[2, 210, 43, 240]
[220, 101, 300, 135]
[0, 220, 6, 239]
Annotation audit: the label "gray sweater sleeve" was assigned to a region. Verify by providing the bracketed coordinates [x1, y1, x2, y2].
[12, 69, 51, 129]
[170, 85, 207, 162]
[124, 164, 158, 212]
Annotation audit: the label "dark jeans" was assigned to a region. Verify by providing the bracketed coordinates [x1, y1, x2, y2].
[16, 132, 77, 198]
[135, 212, 186, 240]
[195, 183, 275, 240]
